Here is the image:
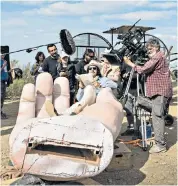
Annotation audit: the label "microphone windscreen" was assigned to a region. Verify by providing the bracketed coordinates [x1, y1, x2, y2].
[60, 29, 76, 55]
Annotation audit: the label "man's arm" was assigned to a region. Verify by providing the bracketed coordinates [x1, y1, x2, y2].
[100, 77, 118, 89]
[1, 60, 7, 71]
[134, 56, 160, 74]
[123, 54, 161, 74]
[42, 59, 49, 72]
[75, 62, 81, 74]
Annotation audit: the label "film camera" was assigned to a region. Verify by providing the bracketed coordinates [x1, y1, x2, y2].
[102, 20, 149, 67]
[102, 19, 150, 100]
[101, 19, 151, 108]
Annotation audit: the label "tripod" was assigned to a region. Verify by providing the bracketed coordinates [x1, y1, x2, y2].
[120, 68, 151, 151]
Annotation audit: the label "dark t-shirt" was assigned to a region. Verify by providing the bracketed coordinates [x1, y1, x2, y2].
[42, 56, 76, 92]
[57, 62, 76, 91]
[42, 56, 58, 80]
[75, 60, 88, 74]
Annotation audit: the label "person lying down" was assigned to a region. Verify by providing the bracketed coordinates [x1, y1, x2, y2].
[48, 60, 118, 116]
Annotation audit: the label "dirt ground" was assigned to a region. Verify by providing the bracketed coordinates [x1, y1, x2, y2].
[0, 82, 177, 185]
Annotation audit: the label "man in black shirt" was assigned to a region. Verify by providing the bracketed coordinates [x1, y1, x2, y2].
[42, 44, 59, 80]
[75, 49, 95, 74]
[43, 44, 76, 105]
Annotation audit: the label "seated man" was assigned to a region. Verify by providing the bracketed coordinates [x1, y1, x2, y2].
[75, 48, 96, 74]
[100, 55, 121, 99]
[63, 60, 118, 115]
[100, 55, 121, 82]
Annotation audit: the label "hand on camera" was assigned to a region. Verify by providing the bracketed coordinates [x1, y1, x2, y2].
[123, 56, 135, 68]
[123, 56, 130, 64]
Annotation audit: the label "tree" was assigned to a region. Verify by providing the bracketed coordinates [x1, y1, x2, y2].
[6, 61, 34, 99]
[10, 59, 20, 69]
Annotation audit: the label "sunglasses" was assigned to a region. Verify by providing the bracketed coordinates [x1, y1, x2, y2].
[89, 67, 97, 70]
[87, 54, 94, 58]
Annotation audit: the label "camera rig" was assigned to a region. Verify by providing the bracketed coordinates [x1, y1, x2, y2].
[101, 20, 152, 107]
[102, 19, 151, 67]
[102, 20, 175, 150]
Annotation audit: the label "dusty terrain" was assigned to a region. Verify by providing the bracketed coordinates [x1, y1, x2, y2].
[0, 83, 177, 185]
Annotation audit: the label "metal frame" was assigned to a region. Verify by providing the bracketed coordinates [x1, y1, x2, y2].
[73, 32, 112, 48]
[103, 25, 156, 47]
[73, 32, 112, 59]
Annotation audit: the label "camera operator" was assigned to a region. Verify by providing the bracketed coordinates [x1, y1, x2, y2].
[123, 38, 173, 154]
[75, 49, 95, 74]
[100, 55, 121, 82]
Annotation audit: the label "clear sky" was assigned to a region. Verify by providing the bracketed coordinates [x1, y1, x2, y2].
[1, 0, 177, 67]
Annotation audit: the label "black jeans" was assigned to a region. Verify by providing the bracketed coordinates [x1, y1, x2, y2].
[1, 81, 7, 109]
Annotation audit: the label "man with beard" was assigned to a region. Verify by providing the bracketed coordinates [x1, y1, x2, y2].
[75, 49, 95, 74]
[42, 44, 60, 80]
[123, 38, 173, 154]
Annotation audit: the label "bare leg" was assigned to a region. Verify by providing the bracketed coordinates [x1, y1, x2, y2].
[63, 85, 96, 115]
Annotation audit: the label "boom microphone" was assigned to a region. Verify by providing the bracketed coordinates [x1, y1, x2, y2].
[60, 29, 76, 55]
[1, 29, 76, 56]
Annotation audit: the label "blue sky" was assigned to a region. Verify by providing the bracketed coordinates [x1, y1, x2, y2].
[1, 0, 177, 67]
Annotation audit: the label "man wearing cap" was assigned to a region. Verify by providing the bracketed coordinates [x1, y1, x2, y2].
[57, 51, 76, 106]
